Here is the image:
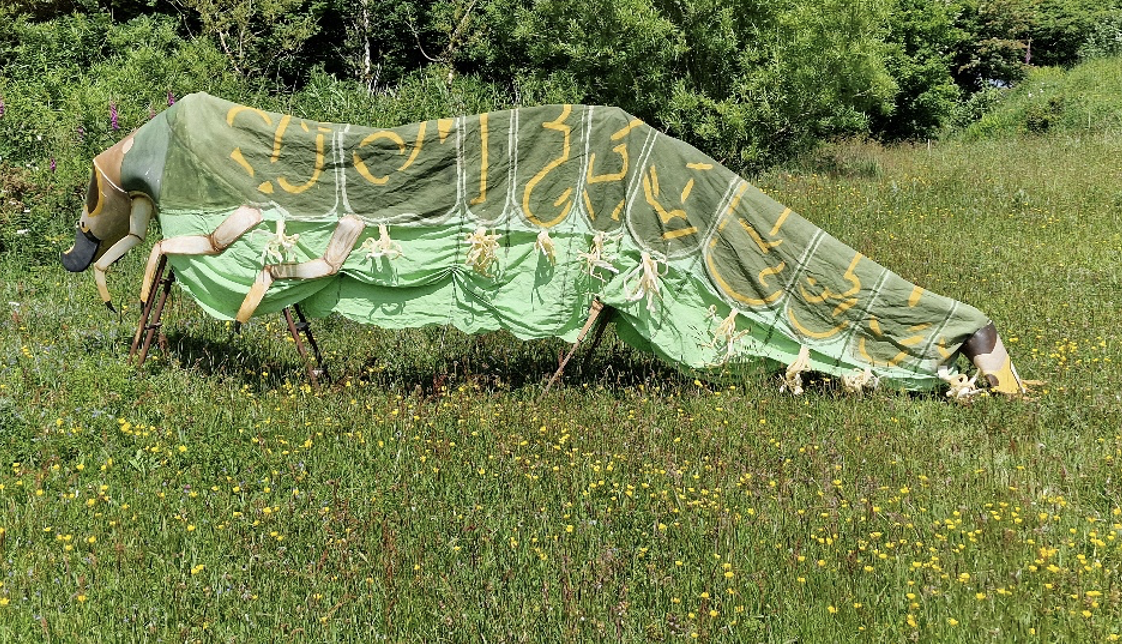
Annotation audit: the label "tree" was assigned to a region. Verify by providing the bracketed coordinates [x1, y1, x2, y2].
[168, 0, 324, 84]
[1025, 0, 1122, 67]
[952, 0, 1033, 92]
[874, 0, 964, 139]
[469, 0, 896, 171]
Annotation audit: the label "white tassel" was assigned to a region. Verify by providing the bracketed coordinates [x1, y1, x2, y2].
[256, 218, 300, 263]
[623, 251, 666, 314]
[940, 366, 983, 401]
[842, 368, 879, 393]
[781, 345, 811, 395]
[578, 231, 620, 281]
[361, 223, 404, 261]
[534, 229, 556, 265]
[465, 227, 501, 276]
[705, 305, 748, 363]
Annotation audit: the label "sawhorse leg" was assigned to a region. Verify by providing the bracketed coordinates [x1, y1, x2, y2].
[283, 304, 329, 386]
[130, 254, 175, 367]
[129, 257, 329, 385]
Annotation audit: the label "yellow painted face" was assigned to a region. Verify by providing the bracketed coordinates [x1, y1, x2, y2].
[61, 134, 135, 272]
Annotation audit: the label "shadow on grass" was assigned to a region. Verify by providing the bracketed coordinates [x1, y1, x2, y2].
[356, 327, 696, 397]
[137, 311, 959, 402]
[149, 326, 306, 391]
[145, 316, 696, 397]
[133, 316, 961, 404]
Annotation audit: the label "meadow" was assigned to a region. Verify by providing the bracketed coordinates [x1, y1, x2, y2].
[1, 129, 1121, 642]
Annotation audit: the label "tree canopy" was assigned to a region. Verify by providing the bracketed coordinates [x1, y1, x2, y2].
[2, 0, 1120, 178]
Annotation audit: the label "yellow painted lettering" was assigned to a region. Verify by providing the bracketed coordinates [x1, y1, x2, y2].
[583, 135, 631, 221]
[438, 119, 455, 143]
[716, 184, 748, 233]
[226, 106, 272, 128]
[587, 144, 629, 184]
[643, 167, 687, 224]
[908, 286, 924, 308]
[739, 219, 783, 254]
[611, 119, 645, 141]
[789, 308, 849, 340]
[470, 114, 488, 206]
[271, 115, 292, 163]
[680, 178, 695, 203]
[523, 105, 574, 228]
[770, 208, 791, 237]
[353, 130, 407, 186]
[230, 148, 254, 177]
[857, 337, 908, 367]
[398, 122, 426, 173]
[277, 131, 325, 194]
[662, 227, 699, 240]
[553, 187, 573, 207]
[705, 248, 785, 308]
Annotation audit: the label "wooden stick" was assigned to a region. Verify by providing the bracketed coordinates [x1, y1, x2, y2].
[543, 299, 605, 394]
[130, 254, 166, 360]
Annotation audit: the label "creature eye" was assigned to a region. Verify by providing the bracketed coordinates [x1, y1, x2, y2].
[84, 169, 100, 215]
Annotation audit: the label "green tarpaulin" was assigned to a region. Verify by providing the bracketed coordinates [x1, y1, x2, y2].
[118, 93, 992, 390]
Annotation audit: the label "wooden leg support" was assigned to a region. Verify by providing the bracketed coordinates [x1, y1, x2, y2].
[128, 255, 330, 385]
[543, 300, 606, 395]
[580, 306, 613, 373]
[130, 254, 175, 367]
[283, 304, 329, 386]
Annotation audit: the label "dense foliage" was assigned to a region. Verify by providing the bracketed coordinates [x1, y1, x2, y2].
[0, 0, 1119, 240]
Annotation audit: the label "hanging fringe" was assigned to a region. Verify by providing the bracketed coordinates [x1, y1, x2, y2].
[623, 251, 667, 314]
[781, 345, 811, 395]
[464, 227, 501, 277]
[940, 366, 983, 401]
[361, 223, 404, 261]
[578, 231, 620, 281]
[256, 218, 300, 263]
[705, 305, 748, 364]
[842, 368, 879, 394]
[534, 229, 556, 265]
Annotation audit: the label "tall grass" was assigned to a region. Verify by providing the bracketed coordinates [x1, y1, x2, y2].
[1, 122, 1119, 642]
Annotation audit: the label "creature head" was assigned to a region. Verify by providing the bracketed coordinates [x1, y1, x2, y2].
[61, 134, 136, 272]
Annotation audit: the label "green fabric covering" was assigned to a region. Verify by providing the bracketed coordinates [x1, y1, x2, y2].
[122, 93, 991, 389]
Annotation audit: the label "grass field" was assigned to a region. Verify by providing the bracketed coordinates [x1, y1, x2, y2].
[1, 130, 1121, 642]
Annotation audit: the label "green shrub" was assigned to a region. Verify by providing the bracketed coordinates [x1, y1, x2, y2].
[957, 56, 1122, 139]
[1078, 11, 1122, 60]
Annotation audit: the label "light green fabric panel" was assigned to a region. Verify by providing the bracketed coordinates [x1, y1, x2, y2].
[122, 93, 991, 390]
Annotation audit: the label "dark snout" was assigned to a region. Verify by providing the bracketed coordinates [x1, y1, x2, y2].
[61, 223, 101, 272]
